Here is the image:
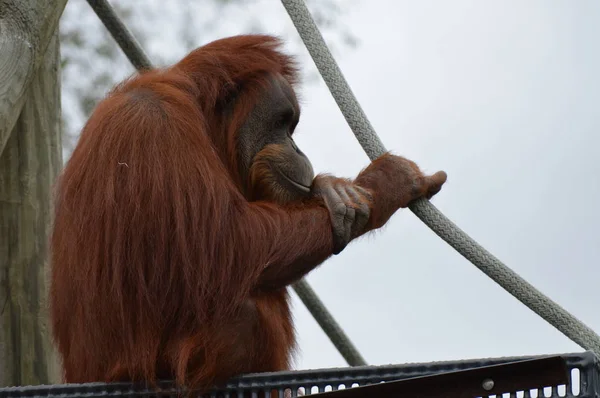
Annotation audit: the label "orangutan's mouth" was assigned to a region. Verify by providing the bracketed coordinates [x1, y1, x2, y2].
[280, 171, 311, 193]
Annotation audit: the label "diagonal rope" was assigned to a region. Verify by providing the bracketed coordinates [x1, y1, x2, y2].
[85, 0, 367, 367]
[280, 0, 600, 356]
[86, 0, 152, 71]
[292, 278, 366, 365]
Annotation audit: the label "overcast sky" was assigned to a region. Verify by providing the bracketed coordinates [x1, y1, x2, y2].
[64, 0, 600, 372]
[271, 0, 600, 370]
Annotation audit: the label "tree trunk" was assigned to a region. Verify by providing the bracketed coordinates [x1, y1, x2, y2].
[0, 26, 63, 387]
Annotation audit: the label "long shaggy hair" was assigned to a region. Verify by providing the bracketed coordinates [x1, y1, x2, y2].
[50, 35, 306, 390]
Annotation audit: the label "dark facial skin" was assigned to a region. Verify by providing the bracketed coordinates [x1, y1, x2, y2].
[237, 75, 314, 203]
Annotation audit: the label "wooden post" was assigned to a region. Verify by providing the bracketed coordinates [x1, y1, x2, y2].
[0, 0, 68, 153]
[0, 0, 67, 386]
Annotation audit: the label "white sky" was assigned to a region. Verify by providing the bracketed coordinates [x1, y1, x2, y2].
[63, 0, 600, 372]
[276, 0, 600, 370]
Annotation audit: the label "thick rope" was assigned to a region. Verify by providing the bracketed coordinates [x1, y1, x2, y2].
[86, 0, 152, 71]
[293, 280, 366, 366]
[85, 0, 367, 367]
[280, 0, 600, 356]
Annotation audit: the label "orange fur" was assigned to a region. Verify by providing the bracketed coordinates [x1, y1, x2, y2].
[50, 35, 333, 392]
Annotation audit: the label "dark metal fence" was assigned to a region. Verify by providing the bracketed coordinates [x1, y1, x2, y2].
[0, 352, 597, 397]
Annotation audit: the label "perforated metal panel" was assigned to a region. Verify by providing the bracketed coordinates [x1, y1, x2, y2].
[0, 352, 597, 397]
